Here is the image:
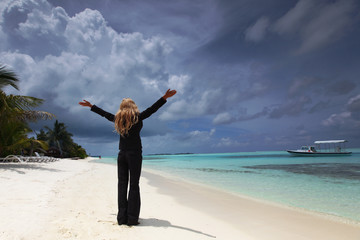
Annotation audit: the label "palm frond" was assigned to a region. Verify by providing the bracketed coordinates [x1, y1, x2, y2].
[5, 138, 31, 150]
[32, 139, 49, 150]
[17, 111, 56, 122]
[0, 65, 19, 91]
[7, 95, 44, 110]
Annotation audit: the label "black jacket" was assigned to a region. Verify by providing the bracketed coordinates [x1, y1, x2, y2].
[91, 97, 167, 151]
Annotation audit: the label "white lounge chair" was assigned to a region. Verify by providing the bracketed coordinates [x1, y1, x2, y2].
[0, 155, 27, 163]
[0, 153, 59, 163]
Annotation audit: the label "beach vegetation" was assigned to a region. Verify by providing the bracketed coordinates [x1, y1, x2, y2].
[0, 64, 54, 157]
[0, 64, 87, 158]
[37, 120, 88, 159]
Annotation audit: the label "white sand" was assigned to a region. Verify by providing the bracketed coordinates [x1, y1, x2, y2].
[0, 159, 359, 240]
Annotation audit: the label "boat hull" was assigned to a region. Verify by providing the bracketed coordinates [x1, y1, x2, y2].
[287, 150, 352, 156]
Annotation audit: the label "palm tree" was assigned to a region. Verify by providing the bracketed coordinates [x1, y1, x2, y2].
[0, 65, 54, 121]
[45, 120, 74, 157]
[0, 64, 55, 156]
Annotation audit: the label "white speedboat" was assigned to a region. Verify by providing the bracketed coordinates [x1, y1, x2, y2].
[287, 140, 352, 156]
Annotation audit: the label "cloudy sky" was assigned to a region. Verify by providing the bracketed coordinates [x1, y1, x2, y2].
[1, 0, 359, 155]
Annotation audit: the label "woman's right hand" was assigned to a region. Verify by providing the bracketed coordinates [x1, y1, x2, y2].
[79, 100, 93, 108]
[163, 89, 177, 100]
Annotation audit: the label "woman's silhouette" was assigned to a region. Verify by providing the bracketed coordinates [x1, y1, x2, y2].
[79, 89, 176, 226]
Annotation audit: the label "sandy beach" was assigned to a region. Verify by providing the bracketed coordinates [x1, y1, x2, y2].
[1, 158, 359, 240]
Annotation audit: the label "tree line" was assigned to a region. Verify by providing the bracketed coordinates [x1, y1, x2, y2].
[0, 64, 87, 159]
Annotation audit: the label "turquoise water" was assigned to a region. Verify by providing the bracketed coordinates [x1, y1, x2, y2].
[97, 149, 360, 223]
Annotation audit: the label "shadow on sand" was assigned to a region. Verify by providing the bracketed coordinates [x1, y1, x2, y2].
[139, 218, 216, 238]
[0, 163, 62, 174]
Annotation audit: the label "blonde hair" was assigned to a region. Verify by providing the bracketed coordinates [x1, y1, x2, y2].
[114, 98, 140, 136]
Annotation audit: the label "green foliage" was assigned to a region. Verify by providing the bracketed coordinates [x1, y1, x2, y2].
[0, 119, 30, 156]
[37, 129, 48, 141]
[0, 65, 19, 90]
[0, 64, 54, 157]
[38, 120, 88, 159]
[68, 142, 88, 159]
[0, 64, 86, 158]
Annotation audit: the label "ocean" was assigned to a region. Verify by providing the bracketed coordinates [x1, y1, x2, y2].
[96, 149, 360, 223]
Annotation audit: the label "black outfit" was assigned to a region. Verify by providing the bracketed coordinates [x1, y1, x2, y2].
[91, 97, 166, 225]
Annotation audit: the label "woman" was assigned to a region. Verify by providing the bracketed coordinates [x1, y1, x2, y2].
[79, 89, 176, 226]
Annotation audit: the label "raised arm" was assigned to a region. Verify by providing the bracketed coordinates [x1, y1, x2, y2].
[140, 89, 177, 120]
[79, 100, 115, 122]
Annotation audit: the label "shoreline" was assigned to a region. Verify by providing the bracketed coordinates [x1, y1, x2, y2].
[141, 169, 360, 240]
[1, 159, 359, 239]
[100, 150, 360, 225]
[94, 158, 360, 225]
[142, 167, 360, 226]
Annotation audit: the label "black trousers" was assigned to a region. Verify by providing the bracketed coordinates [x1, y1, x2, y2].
[117, 150, 142, 225]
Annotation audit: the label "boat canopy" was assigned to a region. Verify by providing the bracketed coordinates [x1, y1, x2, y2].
[314, 140, 348, 144]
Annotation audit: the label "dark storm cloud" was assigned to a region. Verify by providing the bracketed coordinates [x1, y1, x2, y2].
[287, 77, 324, 97]
[308, 101, 330, 114]
[327, 80, 356, 96]
[1, 0, 360, 154]
[347, 95, 360, 121]
[0, 0, 187, 153]
[268, 96, 312, 119]
[212, 107, 269, 125]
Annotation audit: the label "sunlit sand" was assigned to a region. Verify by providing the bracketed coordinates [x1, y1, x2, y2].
[1, 159, 359, 239]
